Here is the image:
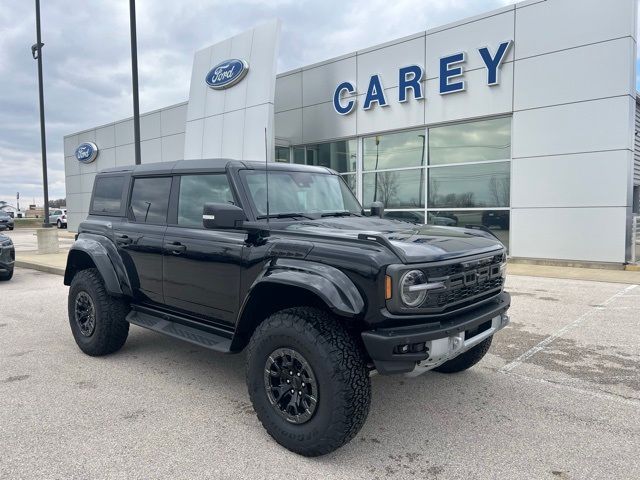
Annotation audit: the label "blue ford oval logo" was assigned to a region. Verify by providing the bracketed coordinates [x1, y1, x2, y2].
[205, 59, 249, 90]
[75, 142, 98, 164]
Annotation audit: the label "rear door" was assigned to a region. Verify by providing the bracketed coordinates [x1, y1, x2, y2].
[162, 172, 245, 325]
[113, 175, 172, 305]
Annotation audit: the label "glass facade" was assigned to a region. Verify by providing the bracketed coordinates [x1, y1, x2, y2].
[283, 116, 512, 247]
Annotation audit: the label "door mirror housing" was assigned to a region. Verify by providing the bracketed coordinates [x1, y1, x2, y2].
[203, 203, 245, 229]
[370, 201, 384, 218]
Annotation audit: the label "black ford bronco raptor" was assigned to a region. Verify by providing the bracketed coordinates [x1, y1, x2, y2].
[64, 159, 510, 456]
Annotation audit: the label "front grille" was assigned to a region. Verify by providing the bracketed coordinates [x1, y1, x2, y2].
[417, 253, 505, 312]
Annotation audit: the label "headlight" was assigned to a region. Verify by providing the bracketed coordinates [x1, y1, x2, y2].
[400, 269, 428, 307]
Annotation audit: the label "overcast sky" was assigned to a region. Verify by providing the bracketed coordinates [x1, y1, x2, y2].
[0, 0, 636, 207]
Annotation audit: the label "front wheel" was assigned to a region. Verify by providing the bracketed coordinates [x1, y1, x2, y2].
[433, 336, 493, 373]
[246, 307, 371, 457]
[68, 268, 130, 356]
[0, 268, 13, 281]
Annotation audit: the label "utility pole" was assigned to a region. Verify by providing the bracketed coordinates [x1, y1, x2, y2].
[129, 0, 141, 165]
[32, 0, 51, 226]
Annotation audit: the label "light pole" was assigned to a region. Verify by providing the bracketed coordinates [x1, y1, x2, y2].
[129, 0, 141, 165]
[31, 0, 51, 227]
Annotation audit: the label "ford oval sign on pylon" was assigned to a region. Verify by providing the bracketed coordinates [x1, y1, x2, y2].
[75, 142, 99, 164]
[205, 59, 249, 89]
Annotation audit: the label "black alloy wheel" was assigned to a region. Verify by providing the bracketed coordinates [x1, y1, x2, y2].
[264, 347, 318, 424]
[74, 291, 96, 337]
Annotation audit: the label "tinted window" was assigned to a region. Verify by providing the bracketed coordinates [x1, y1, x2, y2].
[178, 174, 234, 227]
[130, 177, 171, 224]
[428, 162, 510, 208]
[92, 176, 125, 214]
[363, 169, 425, 209]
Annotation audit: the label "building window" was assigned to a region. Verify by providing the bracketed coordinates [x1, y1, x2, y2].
[428, 162, 510, 208]
[427, 210, 510, 247]
[303, 139, 357, 173]
[363, 169, 425, 209]
[275, 146, 290, 163]
[293, 147, 305, 165]
[363, 130, 425, 171]
[428, 117, 511, 165]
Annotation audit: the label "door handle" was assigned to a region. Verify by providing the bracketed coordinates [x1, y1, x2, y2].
[166, 242, 186, 255]
[115, 234, 132, 245]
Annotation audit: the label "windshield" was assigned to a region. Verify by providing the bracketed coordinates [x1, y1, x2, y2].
[240, 170, 362, 217]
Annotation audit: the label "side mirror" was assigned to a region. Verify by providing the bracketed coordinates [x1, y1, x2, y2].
[370, 201, 384, 218]
[203, 203, 245, 229]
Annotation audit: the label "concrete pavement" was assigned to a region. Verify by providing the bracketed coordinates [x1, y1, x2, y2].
[1, 268, 639, 479]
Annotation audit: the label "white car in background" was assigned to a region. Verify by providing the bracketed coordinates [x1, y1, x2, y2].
[50, 208, 67, 229]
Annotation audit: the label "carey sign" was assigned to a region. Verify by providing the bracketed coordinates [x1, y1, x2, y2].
[205, 59, 249, 90]
[333, 40, 512, 115]
[75, 142, 98, 164]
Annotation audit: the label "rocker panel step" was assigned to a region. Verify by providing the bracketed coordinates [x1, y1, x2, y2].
[126, 310, 232, 353]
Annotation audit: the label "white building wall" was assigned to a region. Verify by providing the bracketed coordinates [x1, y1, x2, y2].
[184, 20, 280, 162]
[63, 0, 638, 264]
[509, 0, 637, 263]
[63, 103, 187, 231]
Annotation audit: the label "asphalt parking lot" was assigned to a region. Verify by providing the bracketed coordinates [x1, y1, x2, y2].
[1, 268, 639, 479]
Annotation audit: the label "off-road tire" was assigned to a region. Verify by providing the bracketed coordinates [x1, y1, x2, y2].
[68, 268, 129, 356]
[433, 336, 493, 373]
[246, 307, 371, 457]
[0, 268, 13, 281]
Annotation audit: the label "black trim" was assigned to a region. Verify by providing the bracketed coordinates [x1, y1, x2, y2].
[361, 292, 510, 370]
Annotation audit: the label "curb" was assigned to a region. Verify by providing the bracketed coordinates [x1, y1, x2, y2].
[15, 260, 64, 276]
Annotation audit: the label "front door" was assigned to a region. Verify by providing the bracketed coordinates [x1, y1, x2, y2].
[113, 175, 172, 304]
[162, 173, 244, 325]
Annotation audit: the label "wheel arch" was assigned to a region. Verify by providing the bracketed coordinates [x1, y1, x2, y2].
[231, 260, 365, 351]
[64, 236, 131, 297]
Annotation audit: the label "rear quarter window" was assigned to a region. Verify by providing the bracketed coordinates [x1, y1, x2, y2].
[91, 176, 125, 215]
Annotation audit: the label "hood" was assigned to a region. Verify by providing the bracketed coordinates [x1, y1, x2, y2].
[282, 216, 504, 263]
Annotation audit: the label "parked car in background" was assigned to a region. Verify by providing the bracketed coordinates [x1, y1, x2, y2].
[50, 208, 67, 228]
[0, 211, 14, 230]
[482, 210, 509, 230]
[384, 211, 457, 226]
[0, 231, 15, 281]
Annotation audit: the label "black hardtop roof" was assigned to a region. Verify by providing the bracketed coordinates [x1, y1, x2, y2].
[98, 159, 334, 176]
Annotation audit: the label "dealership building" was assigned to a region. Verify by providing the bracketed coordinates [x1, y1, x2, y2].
[64, 0, 640, 265]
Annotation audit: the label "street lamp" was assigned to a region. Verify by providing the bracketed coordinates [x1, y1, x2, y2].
[31, 0, 51, 227]
[129, 0, 141, 165]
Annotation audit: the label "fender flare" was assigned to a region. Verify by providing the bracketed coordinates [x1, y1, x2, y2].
[241, 258, 365, 320]
[63, 235, 132, 297]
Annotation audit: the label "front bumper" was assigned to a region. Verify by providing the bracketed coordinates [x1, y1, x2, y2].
[361, 292, 511, 375]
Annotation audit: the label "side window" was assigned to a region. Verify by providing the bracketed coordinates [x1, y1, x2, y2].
[130, 177, 172, 224]
[92, 176, 125, 214]
[178, 174, 234, 228]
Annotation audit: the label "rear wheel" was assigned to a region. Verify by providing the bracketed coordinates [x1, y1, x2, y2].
[68, 268, 129, 356]
[433, 336, 493, 373]
[57, 220, 62, 229]
[246, 307, 371, 456]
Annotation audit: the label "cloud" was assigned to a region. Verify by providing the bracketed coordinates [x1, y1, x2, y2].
[2, 0, 524, 206]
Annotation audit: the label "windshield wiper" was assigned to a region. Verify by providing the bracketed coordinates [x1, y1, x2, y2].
[256, 212, 315, 220]
[320, 211, 361, 218]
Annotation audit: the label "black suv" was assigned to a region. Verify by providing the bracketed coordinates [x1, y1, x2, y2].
[0, 230, 15, 281]
[64, 159, 510, 456]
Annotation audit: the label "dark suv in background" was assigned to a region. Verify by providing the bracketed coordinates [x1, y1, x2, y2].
[0, 211, 14, 231]
[64, 159, 510, 456]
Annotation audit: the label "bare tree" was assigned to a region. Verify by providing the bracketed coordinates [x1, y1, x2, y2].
[376, 172, 398, 206]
